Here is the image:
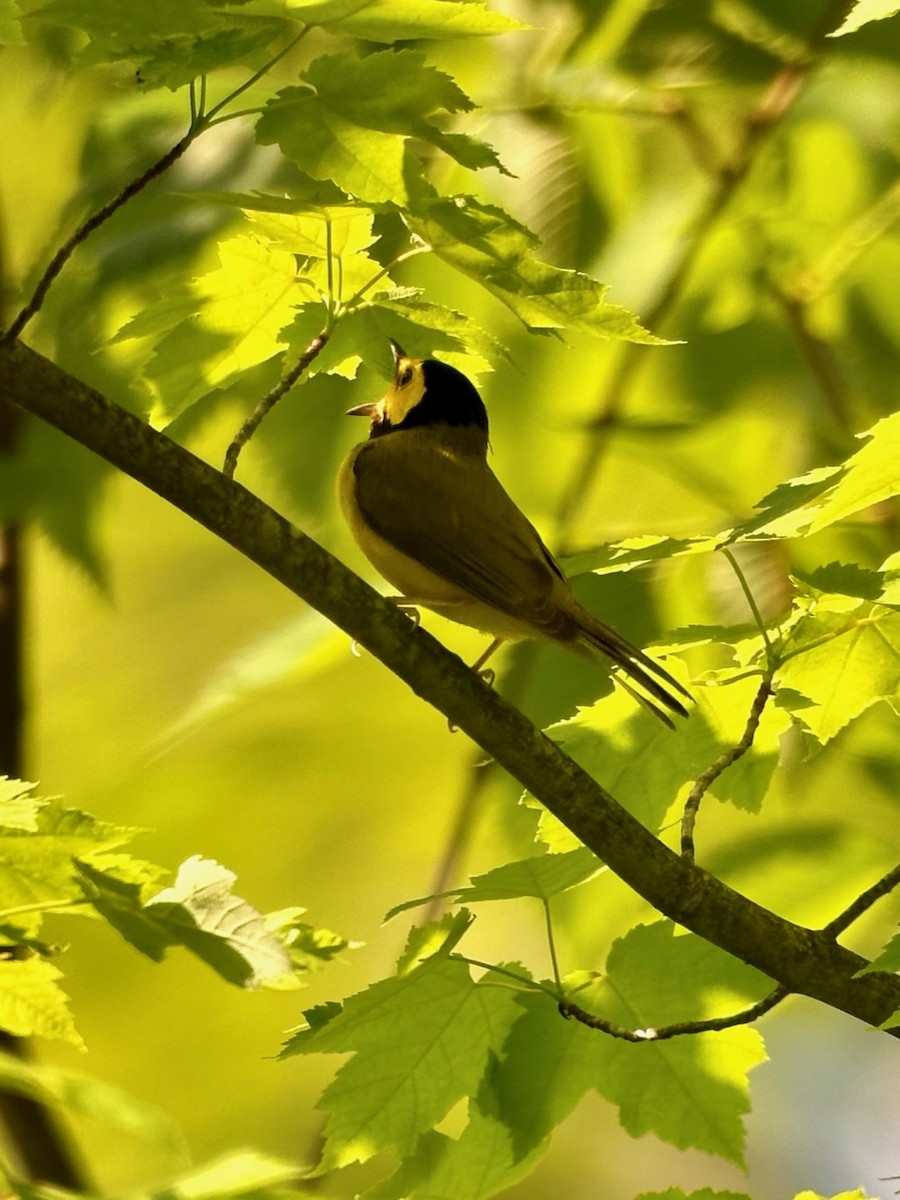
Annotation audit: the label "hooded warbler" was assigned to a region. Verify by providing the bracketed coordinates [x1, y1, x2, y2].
[338, 341, 689, 726]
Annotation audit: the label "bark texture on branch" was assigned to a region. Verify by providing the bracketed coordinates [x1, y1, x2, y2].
[2, 337, 899, 1035]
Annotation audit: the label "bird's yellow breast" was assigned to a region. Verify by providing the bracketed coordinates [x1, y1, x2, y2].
[337, 441, 470, 606]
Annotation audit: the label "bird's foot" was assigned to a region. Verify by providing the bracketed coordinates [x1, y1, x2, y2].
[387, 596, 421, 628]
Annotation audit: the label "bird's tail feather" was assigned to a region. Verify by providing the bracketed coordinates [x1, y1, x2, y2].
[576, 616, 690, 726]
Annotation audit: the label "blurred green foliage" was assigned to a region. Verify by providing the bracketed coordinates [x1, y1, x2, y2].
[1, 0, 900, 1197]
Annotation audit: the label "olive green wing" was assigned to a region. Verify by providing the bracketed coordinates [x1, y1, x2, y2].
[351, 436, 566, 633]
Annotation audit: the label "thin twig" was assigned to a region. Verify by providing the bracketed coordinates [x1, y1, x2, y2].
[559, 983, 789, 1041]
[772, 284, 851, 431]
[2, 29, 309, 346]
[824, 863, 900, 939]
[2, 131, 196, 345]
[222, 330, 329, 477]
[681, 676, 773, 862]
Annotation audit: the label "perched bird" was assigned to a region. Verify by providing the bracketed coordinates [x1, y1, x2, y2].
[338, 341, 689, 726]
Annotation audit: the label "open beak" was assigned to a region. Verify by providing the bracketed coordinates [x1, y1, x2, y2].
[346, 402, 379, 418]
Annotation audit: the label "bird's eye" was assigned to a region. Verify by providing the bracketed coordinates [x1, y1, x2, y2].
[398, 366, 413, 387]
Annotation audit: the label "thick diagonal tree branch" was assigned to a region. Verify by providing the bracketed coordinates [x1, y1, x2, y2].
[2, 338, 899, 1035]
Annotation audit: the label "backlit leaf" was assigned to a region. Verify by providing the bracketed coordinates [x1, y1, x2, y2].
[406, 190, 659, 340]
[777, 603, 900, 743]
[295, 0, 528, 41]
[255, 50, 505, 204]
[830, 0, 900, 36]
[282, 941, 522, 1169]
[0, 959, 83, 1048]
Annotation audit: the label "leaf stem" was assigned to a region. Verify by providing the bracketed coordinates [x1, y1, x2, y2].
[222, 328, 330, 478]
[722, 546, 775, 665]
[543, 899, 563, 991]
[681, 676, 773, 862]
[325, 217, 335, 312]
[204, 106, 267, 127]
[452, 955, 556, 998]
[202, 27, 308, 125]
[342, 245, 431, 311]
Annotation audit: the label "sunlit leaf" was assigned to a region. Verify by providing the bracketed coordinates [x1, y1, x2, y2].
[0, 779, 43, 833]
[384, 847, 602, 919]
[292, 0, 528, 41]
[0, 800, 134, 913]
[463, 924, 767, 1168]
[255, 49, 506, 204]
[82, 856, 302, 988]
[281, 941, 522, 1170]
[147, 1150, 302, 1196]
[537, 668, 790, 853]
[790, 1192, 879, 1200]
[453, 848, 602, 902]
[830, 0, 900, 36]
[36, 0, 288, 86]
[406, 190, 660, 340]
[264, 906, 356, 974]
[364, 1100, 548, 1200]
[144, 233, 299, 424]
[145, 856, 296, 987]
[395, 910, 474, 973]
[777, 603, 900, 743]
[856, 927, 900, 974]
[0, 959, 83, 1048]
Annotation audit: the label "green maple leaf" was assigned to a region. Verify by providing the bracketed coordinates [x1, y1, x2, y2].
[282, 927, 522, 1170]
[406, 190, 660, 341]
[536, 668, 790, 850]
[143, 232, 299, 424]
[385, 846, 602, 919]
[777, 601, 900, 743]
[0, 800, 134, 913]
[0, 959, 83, 1048]
[36, 0, 288, 86]
[256, 49, 506, 205]
[492, 923, 767, 1165]
[830, 0, 900, 37]
[82, 856, 297, 988]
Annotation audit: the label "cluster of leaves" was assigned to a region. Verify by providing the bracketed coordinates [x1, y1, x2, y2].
[3, 0, 661, 438]
[0, 778, 354, 1191]
[542, 410, 900, 835]
[274, 394, 900, 1191]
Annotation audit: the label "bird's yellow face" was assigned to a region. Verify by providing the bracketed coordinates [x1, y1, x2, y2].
[346, 339, 490, 443]
[378, 349, 427, 429]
